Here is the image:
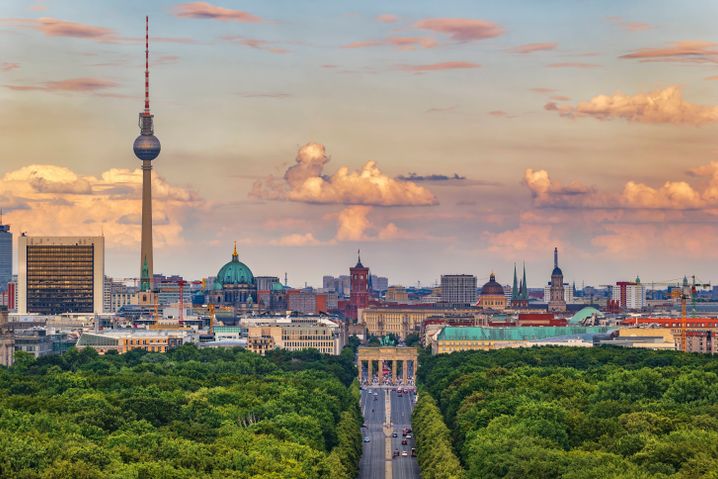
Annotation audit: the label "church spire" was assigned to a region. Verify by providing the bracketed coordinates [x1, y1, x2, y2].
[511, 263, 518, 300]
[232, 241, 238, 259]
[521, 262, 528, 300]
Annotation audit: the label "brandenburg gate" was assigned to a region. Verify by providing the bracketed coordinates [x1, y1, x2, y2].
[357, 346, 419, 385]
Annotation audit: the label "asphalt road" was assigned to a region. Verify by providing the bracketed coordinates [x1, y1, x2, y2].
[358, 387, 419, 479]
[359, 388, 386, 479]
[390, 390, 420, 479]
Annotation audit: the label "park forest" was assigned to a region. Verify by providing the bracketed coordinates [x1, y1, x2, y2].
[413, 346, 718, 479]
[0, 346, 362, 479]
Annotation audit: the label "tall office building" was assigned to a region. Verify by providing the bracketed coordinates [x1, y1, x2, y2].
[0, 215, 11, 292]
[133, 17, 161, 293]
[440, 274, 477, 306]
[17, 236, 104, 314]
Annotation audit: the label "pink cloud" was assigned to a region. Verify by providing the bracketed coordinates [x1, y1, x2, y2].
[510, 42, 557, 54]
[530, 87, 556, 94]
[251, 143, 437, 206]
[271, 233, 321, 246]
[706, 75, 718, 81]
[399, 61, 480, 73]
[344, 36, 437, 50]
[6, 77, 118, 92]
[174, 2, 261, 23]
[544, 86, 718, 125]
[415, 18, 503, 42]
[485, 224, 559, 260]
[546, 62, 599, 69]
[221, 35, 286, 54]
[488, 110, 511, 118]
[607, 16, 653, 32]
[0, 17, 116, 41]
[620, 41, 718, 64]
[1, 62, 19, 72]
[377, 14, 398, 24]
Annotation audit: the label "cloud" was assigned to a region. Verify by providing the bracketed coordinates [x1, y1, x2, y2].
[396, 173, 466, 182]
[523, 169, 595, 207]
[546, 62, 599, 69]
[544, 86, 718, 125]
[221, 35, 286, 54]
[251, 143, 437, 206]
[620, 41, 718, 64]
[415, 18, 503, 42]
[343, 37, 437, 50]
[377, 14, 398, 24]
[334, 206, 404, 242]
[488, 110, 512, 118]
[5, 77, 118, 92]
[271, 233, 321, 246]
[174, 2, 261, 23]
[0, 17, 116, 41]
[398, 61, 480, 73]
[1, 62, 19, 72]
[484, 224, 559, 260]
[530, 87, 556, 94]
[0, 164, 200, 249]
[510, 42, 557, 54]
[425, 105, 458, 113]
[607, 16, 653, 32]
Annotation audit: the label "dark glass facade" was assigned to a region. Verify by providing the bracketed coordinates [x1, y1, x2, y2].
[26, 244, 95, 314]
[0, 225, 11, 292]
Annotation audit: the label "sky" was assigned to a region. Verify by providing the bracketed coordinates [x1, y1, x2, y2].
[2, 0, 718, 289]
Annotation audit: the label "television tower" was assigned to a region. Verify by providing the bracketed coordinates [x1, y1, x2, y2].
[133, 16, 161, 292]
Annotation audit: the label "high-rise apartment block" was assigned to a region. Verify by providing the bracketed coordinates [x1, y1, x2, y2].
[17, 236, 104, 314]
[440, 274, 477, 306]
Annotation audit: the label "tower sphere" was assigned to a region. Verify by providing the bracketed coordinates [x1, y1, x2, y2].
[133, 133, 161, 161]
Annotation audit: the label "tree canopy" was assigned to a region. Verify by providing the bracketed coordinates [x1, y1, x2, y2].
[417, 346, 718, 478]
[0, 345, 362, 479]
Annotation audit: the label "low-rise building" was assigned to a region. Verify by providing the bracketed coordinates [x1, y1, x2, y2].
[76, 329, 191, 354]
[360, 305, 481, 339]
[244, 315, 344, 355]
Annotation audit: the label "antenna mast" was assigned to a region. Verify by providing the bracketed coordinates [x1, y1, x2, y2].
[144, 15, 150, 115]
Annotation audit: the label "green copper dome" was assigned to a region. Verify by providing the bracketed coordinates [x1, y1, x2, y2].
[271, 280, 284, 292]
[216, 243, 254, 286]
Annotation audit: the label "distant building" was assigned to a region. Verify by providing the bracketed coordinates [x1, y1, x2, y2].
[440, 274, 477, 306]
[547, 247, 567, 312]
[510, 263, 529, 308]
[323, 275, 351, 297]
[287, 289, 328, 314]
[543, 283, 574, 304]
[347, 251, 370, 321]
[385, 286, 409, 303]
[360, 305, 481, 339]
[0, 218, 11, 292]
[76, 329, 190, 354]
[370, 275, 389, 293]
[611, 278, 646, 311]
[477, 273, 507, 310]
[18, 236, 105, 315]
[245, 315, 344, 355]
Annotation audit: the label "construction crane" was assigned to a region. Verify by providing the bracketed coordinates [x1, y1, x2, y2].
[644, 277, 711, 352]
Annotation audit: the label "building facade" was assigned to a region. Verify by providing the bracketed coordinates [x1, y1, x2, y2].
[245, 316, 344, 355]
[18, 236, 105, 315]
[0, 220, 11, 292]
[347, 252, 370, 321]
[76, 329, 189, 354]
[548, 247, 567, 312]
[477, 273, 507, 310]
[360, 305, 481, 339]
[612, 279, 646, 311]
[440, 274, 477, 306]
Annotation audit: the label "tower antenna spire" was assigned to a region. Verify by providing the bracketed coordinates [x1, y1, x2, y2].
[554, 247, 558, 268]
[144, 15, 150, 115]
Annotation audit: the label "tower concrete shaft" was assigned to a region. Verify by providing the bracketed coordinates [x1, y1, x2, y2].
[140, 159, 153, 292]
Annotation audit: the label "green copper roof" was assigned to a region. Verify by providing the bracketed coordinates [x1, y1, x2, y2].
[438, 325, 611, 342]
[216, 246, 254, 286]
[568, 306, 604, 325]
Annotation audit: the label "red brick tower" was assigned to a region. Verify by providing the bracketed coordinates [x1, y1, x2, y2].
[348, 250, 369, 321]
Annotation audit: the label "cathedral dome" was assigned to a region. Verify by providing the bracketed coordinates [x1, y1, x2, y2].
[480, 273, 505, 296]
[216, 243, 254, 286]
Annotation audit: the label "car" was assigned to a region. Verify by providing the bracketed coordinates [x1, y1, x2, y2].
[392, 432, 398, 438]
[411, 448, 416, 457]
[401, 450, 408, 457]
[401, 439, 408, 445]
[361, 423, 367, 428]
[393, 449, 399, 458]
[363, 436, 370, 443]
[406, 434, 412, 439]
[374, 397, 378, 401]
[398, 394, 402, 398]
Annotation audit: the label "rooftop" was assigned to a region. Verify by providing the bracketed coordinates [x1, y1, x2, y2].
[437, 325, 613, 342]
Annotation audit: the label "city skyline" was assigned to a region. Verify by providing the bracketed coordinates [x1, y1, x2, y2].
[3, 0, 718, 286]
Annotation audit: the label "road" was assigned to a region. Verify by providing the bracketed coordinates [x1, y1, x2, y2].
[358, 387, 419, 479]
